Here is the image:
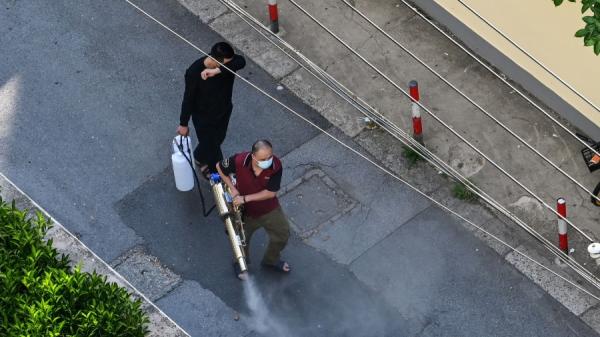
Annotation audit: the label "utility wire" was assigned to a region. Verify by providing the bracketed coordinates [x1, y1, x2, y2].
[337, 0, 600, 205]
[399, 0, 600, 159]
[455, 0, 600, 115]
[217, 0, 600, 292]
[123, 0, 600, 299]
[284, 0, 596, 242]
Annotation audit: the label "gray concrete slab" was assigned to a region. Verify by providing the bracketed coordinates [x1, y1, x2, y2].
[233, 0, 374, 71]
[114, 246, 182, 302]
[209, 12, 299, 80]
[178, 0, 228, 24]
[353, 128, 450, 195]
[279, 168, 357, 235]
[351, 206, 598, 336]
[278, 132, 432, 264]
[156, 281, 250, 337]
[281, 68, 365, 137]
[583, 305, 600, 333]
[459, 216, 520, 257]
[145, 305, 189, 337]
[505, 245, 598, 316]
[433, 183, 495, 227]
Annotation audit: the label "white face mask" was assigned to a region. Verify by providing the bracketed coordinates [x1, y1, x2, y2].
[256, 157, 273, 169]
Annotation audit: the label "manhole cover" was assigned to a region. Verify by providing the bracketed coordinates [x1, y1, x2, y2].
[279, 169, 356, 237]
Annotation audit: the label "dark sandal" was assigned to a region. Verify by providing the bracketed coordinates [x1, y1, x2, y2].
[199, 166, 211, 181]
[262, 260, 291, 273]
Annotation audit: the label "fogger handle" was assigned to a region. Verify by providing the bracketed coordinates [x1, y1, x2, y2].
[211, 182, 233, 217]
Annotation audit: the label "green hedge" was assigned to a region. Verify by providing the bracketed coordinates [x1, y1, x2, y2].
[0, 196, 149, 336]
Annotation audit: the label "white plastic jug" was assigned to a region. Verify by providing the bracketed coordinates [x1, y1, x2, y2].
[172, 136, 194, 161]
[172, 136, 195, 191]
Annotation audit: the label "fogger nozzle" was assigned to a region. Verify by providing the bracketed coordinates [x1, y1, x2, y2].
[225, 217, 248, 273]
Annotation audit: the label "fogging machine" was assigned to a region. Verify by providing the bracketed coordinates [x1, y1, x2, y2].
[209, 173, 249, 275]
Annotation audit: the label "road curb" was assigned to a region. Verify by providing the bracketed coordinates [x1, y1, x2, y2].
[0, 172, 191, 337]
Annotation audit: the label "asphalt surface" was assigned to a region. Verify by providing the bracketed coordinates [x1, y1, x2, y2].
[1, 0, 598, 336]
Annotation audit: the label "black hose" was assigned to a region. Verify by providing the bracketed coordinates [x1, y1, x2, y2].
[176, 136, 216, 217]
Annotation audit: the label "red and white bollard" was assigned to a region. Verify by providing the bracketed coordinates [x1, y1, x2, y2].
[409, 80, 423, 145]
[557, 198, 568, 254]
[268, 0, 279, 34]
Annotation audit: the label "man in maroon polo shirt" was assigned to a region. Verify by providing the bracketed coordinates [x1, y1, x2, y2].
[216, 140, 291, 277]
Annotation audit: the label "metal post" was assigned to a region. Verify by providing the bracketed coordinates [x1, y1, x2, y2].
[557, 198, 568, 254]
[268, 0, 279, 34]
[409, 80, 423, 145]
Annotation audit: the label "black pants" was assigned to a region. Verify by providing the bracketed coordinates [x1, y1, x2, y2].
[192, 113, 231, 173]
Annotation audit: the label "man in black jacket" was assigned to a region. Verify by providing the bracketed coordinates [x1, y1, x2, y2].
[178, 42, 246, 179]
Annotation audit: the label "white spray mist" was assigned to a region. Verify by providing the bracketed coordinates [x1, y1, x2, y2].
[242, 276, 293, 337]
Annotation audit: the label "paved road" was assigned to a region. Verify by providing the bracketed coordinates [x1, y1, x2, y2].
[1, 0, 597, 336]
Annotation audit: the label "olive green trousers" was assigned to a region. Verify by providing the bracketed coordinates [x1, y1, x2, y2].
[243, 207, 290, 266]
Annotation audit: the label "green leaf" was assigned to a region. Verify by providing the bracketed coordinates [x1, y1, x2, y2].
[554, 0, 564, 5]
[583, 16, 596, 24]
[582, 0, 593, 10]
[585, 36, 596, 46]
[595, 40, 600, 54]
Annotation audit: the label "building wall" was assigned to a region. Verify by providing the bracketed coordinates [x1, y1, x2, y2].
[412, 0, 600, 139]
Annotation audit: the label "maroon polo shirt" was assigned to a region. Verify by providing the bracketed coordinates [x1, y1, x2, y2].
[219, 152, 282, 218]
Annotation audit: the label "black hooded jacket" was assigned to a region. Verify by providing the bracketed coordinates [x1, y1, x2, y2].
[179, 55, 246, 127]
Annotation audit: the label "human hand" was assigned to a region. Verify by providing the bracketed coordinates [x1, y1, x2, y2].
[201, 68, 221, 80]
[177, 125, 189, 136]
[233, 195, 245, 207]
